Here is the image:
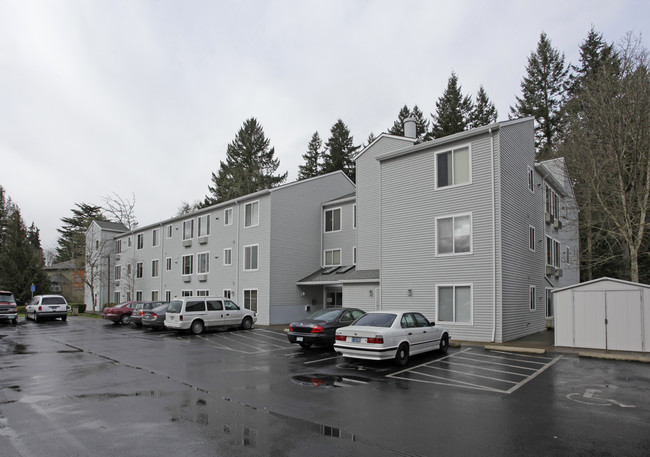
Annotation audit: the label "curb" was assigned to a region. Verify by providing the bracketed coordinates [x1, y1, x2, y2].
[483, 345, 546, 355]
[578, 352, 650, 363]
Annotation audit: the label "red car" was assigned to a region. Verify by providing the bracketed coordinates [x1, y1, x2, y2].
[0, 291, 18, 325]
[102, 301, 142, 325]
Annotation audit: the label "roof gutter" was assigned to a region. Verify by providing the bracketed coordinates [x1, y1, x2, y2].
[490, 128, 497, 343]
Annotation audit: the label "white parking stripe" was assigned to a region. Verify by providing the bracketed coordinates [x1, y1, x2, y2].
[418, 364, 520, 385]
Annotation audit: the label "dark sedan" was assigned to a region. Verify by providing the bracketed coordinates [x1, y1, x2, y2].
[287, 308, 366, 348]
[131, 301, 167, 327]
[101, 301, 142, 325]
[141, 303, 169, 330]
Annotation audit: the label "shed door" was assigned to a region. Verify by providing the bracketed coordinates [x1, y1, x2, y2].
[573, 291, 606, 350]
[606, 290, 643, 352]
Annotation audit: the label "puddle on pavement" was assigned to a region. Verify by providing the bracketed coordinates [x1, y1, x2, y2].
[73, 390, 170, 401]
[291, 373, 371, 388]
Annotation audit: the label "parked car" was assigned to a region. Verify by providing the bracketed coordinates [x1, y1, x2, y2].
[165, 297, 257, 335]
[334, 311, 450, 366]
[130, 301, 167, 327]
[287, 308, 366, 348]
[141, 303, 170, 330]
[0, 290, 18, 325]
[101, 301, 142, 324]
[25, 295, 69, 322]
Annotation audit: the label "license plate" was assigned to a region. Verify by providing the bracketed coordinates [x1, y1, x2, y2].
[352, 337, 361, 343]
[296, 337, 303, 342]
[50, 306, 58, 310]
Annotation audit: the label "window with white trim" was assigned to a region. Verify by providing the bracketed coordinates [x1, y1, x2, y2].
[244, 201, 259, 228]
[530, 286, 536, 311]
[545, 288, 553, 318]
[114, 265, 121, 280]
[437, 285, 472, 323]
[197, 252, 209, 274]
[223, 248, 232, 266]
[136, 291, 143, 301]
[545, 185, 559, 220]
[546, 236, 561, 267]
[182, 254, 193, 275]
[353, 204, 357, 229]
[136, 233, 144, 250]
[436, 214, 472, 255]
[166, 257, 172, 271]
[198, 214, 210, 237]
[324, 249, 341, 267]
[165, 290, 171, 302]
[151, 290, 159, 301]
[223, 289, 232, 299]
[151, 259, 159, 278]
[244, 245, 258, 271]
[529, 226, 536, 252]
[115, 239, 122, 253]
[324, 208, 341, 232]
[152, 228, 159, 247]
[114, 291, 120, 303]
[353, 246, 357, 265]
[224, 207, 233, 226]
[127, 236, 132, 248]
[181, 290, 192, 297]
[244, 289, 258, 313]
[183, 220, 194, 240]
[196, 289, 209, 297]
[166, 224, 173, 238]
[136, 262, 143, 279]
[528, 166, 534, 192]
[436, 146, 470, 188]
[127, 263, 132, 276]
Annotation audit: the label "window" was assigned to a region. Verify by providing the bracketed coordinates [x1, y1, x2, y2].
[114, 291, 120, 303]
[223, 289, 232, 299]
[95, 240, 99, 249]
[244, 201, 259, 227]
[438, 285, 472, 323]
[528, 166, 534, 192]
[546, 236, 561, 267]
[151, 259, 159, 278]
[546, 288, 553, 318]
[136, 262, 143, 279]
[181, 290, 193, 297]
[183, 219, 194, 240]
[127, 236, 132, 248]
[114, 265, 121, 280]
[136, 291, 143, 301]
[115, 239, 122, 253]
[166, 257, 172, 271]
[165, 290, 171, 302]
[436, 146, 470, 188]
[565, 247, 570, 265]
[244, 245, 258, 271]
[545, 185, 559, 220]
[197, 252, 209, 274]
[325, 208, 341, 232]
[353, 246, 357, 265]
[166, 224, 173, 238]
[436, 214, 472, 255]
[529, 226, 536, 252]
[182, 254, 194, 275]
[151, 290, 159, 301]
[223, 248, 232, 266]
[353, 204, 357, 229]
[530, 286, 536, 311]
[152, 228, 159, 247]
[196, 289, 209, 297]
[224, 207, 233, 226]
[324, 249, 341, 267]
[137, 233, 143, 250]
[244, 289, 258, 313]
[127, 263, 132, 276]
[198, 214, 210, 237]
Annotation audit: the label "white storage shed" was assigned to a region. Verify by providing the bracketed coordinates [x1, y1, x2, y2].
[554, 278, 650, 352]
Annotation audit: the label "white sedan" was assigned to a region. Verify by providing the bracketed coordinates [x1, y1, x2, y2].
[334, 311, 450, 366]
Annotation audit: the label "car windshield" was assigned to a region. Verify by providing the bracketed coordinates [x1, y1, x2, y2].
[167, 300, 183, 313]
[307, 309, 342, 321]
[42, 296, 66, 305]
[352, 313, 396, 328]
[152, 304, 169, 312]
[0, 293, 15, 303]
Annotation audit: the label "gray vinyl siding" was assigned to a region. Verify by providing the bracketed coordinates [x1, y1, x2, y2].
[344, 283, 378, 313]
[356, 136, 414, 271]
[323, 200, 356, 266]
[379, 133, 497, 342]
[499, 120, 547, 341]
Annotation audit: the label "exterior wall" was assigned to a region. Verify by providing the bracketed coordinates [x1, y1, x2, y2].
[85, 222, 121, 311]
[355, 136, 414, 271]
[379, 131, 498, 342]
[322, 199, 356, 266]
[343, 283, 378, 313]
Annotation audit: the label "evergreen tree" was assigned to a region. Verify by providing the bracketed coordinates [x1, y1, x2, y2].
[387, 105, 411, 136]
[430, 72, 473, 139]
[510, 32, 569, 158]
[322, 119, 360, 182]
[469, 85, 498, 129]
[204, 118, 288, 205]
[567, 26, 618, 98]
[366, 132, 377, 147]
[388, 105, 430, 140]
[55, 203, 106, 263]
[297, 131, 323, 180]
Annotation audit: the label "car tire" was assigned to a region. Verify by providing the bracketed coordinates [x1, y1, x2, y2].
[120, 314, 130, 325]
[61, 315, 67, 322]
[11, 318, 17, 325]
[299, 342, 312, 349]
[439, 334, 449, 354]
[395, 343, 410, 366]
[135, 323, 142, 328]
[190, 320, 204, 335]
[33, 312, 39, 322]
[240, 316, 253, 330]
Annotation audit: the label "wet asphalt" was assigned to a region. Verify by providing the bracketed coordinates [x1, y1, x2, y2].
[0, 317, 648, 457]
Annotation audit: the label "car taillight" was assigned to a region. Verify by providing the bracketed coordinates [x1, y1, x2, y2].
[38, 306, 42, 311]
[367, 336, 384, 344]
[311, 325, 324, 333]
[150, 313, 158, 319]
[138, 311, 143, 316]
[289, 324, 294, 331]
[335, 335, 346, 341]
[179, 315, 183, 321]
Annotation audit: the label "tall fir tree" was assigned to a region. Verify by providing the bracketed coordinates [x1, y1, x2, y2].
[387, 105, 430, 140]
[204, 118, 287, 205]
[387, 105, 412, 136]
[55, 203, 106, 263]
[297, 131, 323, 180]
[567, 26, 618, 98]
[510, 32, 568, 158]
[430, 72, 473, 139]
[469, 85, 498, 129]
[322, 119, 360, 182]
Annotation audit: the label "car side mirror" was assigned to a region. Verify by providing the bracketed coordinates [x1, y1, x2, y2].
[430, 322, 436, 326]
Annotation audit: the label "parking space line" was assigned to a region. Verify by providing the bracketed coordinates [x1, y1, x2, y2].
[253, 328, 290, 342]
[428, 360, 530, 378]
[227, 331, 288, 348]
[450, 354, 539, 372]
[419, 364, 520, 385]
[506, 354, 563, 394]
[304, 356, 339, 365]
[389, 372, 505, 393]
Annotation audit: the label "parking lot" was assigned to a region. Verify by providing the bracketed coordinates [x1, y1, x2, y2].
[1, 317, 649, 456]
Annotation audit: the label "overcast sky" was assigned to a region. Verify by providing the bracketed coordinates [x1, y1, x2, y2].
[1, 0, 648, 251]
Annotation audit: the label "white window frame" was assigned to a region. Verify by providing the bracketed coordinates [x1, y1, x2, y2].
[324, 249, 342, 267]
[530, 285, 536, 311]
[546, 236, 561, 268]
[353, 204, 357, 229]
[152, 228, 160, 247]
[435, 144, 472, 190]
[166, 224, 173, 239]
[435, 213, 473, 256]
[196, 289, 209, 297]
[151, 290, 159, 301]
[243, 289, 258, 313]
[528, 166, 534, 193]
[353, 246, 357, 265]
[436, 284, 473, 325]
[151, 259, 159, 278]
[198, 214, 210, 237]
[243, 244, 259, 271]
[182, 254, 194, 276]
[197, 252, 210, 274]
[224, 207, 233, 226]
[244, 201, 259, 228]
[183, 219, 194, 240]
[545, 287, 553, 318]
[166, 257, 172, 271]
[223, 248, 232, 266]
[223, 289, 232, 299]
[127, 236, 132, 248]
[165, 290, 171, 302]
[115, 239, 122, 253]
[181, 290, 192, 297]
[324, 207, 342, 233]
[529, 226, 536, 252]
[136, 261, 143, 279]
[135, 290, 143, 301]
[114, 265, 121, 280]
[136, 233, 144, 250]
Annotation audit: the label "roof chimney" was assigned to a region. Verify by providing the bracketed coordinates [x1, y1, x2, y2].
[404, 117, 416, 139]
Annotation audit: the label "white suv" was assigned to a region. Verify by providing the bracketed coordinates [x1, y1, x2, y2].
[26, 295, 69, 322]
[165, 297, 256, 335]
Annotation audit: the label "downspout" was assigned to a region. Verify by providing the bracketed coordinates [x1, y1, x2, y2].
[159, 222, 164, 299]
[490, 128, 497, 343]
[235, 201, 240, 302]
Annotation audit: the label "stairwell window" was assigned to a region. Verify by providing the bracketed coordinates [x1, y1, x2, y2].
[325, 208, 341, 232]
[244, 201, 259, 228]
[436, 213, 472, 255]
[244, 244, 258, 271]
[436, 146, 470, 189]
[324, 249, 341, 267]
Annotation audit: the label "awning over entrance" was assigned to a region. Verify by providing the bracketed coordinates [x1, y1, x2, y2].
[296, 266, 380, 286]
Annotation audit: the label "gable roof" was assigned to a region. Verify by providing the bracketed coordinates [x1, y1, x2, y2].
[93, 220, 129, 232]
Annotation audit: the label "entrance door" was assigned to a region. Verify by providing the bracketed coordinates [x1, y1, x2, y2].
[325, 288, 342, 308]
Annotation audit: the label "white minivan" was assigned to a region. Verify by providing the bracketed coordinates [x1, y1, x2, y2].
[164, 297, 257, 335]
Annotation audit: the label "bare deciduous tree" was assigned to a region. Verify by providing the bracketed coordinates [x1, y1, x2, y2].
[102, 192, 138, 230]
